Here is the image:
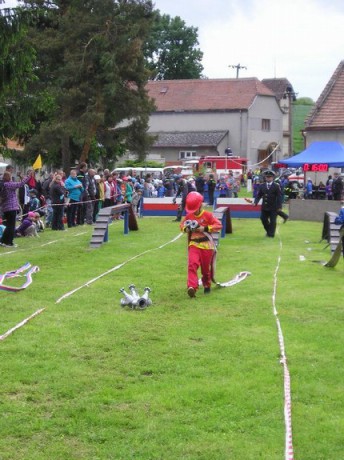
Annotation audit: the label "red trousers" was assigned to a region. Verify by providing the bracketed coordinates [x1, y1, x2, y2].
[187, 245, 214, 290]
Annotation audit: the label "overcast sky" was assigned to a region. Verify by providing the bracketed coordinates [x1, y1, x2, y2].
[2, 0, 344, 101]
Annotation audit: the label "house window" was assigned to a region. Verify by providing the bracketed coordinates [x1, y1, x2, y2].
[179, 151, 197, 160]
[262, 119, 271, 131]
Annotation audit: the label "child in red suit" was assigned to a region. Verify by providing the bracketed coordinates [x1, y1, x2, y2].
[180, 192, 222, 297]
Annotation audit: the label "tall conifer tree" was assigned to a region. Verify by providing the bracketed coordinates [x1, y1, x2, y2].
[16, 0, 155, 170]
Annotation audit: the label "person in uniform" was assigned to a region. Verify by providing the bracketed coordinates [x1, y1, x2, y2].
[180, 192, 222, 297]
[254, 170, 283, 238]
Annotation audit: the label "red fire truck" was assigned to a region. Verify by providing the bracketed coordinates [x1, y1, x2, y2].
[185, 156, 248, 178]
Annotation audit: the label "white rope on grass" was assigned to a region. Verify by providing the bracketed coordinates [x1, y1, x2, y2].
[55, 233, 183, 303]
[41, 240, 59, 247]
[0, 308, 45, 342]
[273, 232, 294, 460]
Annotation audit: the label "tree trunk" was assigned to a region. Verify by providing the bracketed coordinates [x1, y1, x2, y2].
[61, 134, 71, 171]
[80, 123, 98, 164]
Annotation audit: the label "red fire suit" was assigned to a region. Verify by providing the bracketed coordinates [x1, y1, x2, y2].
[180, 209, 222, 291]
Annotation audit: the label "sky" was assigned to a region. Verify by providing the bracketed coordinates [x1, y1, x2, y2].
[2, 0, 344, 101]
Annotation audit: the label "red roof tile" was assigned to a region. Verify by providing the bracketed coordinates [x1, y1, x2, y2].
[261, 78, 295, 101]
[146, 78, 275, 112]
[306, 61, 344, 129]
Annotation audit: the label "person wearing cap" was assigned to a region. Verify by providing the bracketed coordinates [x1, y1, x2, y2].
[65, 169, 84, 228]
[172, 176, 196, 222]
[180, 191, 222, 297]
[28, 188, 41, 212]
[254, 170, 283, 238]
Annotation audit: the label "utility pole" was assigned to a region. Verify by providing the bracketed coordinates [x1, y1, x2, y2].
[284, 86, 297, 156]
[229, 63, 247, 78]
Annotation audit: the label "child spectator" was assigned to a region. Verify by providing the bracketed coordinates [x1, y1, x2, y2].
[156, 180, 166, 197]
[28, 189, 41, 211]
[15, 212, 39, 237]
[0, 218, 6, 239]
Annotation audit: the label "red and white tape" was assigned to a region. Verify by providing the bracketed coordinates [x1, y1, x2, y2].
[273, 242, 294, 460]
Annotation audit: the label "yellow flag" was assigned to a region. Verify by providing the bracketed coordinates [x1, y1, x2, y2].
[32, 154, 42, 170]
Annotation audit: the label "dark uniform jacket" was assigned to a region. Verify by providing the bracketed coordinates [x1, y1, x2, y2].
[254, 182, 282, 211]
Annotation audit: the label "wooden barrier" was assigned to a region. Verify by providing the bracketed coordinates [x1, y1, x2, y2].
[141, 197, 261, 219]
[215, 198, 261, 218]
[90, 204, 138, 249]
[321, 211, 342, 253]
[141, 197, 181, 217]
[213, 206, 232, 246]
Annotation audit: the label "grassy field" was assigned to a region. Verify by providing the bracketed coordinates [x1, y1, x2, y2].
[0, 212, 343, 460]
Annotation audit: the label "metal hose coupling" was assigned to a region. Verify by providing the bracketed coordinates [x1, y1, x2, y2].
[183, 220, 199, 231]
[119, 285, 152, 309]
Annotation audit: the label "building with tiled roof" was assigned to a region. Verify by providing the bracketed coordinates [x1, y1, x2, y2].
[144, 78, 284, 168]
[304, 61, 344, 146]
[262, 78, 296, 156]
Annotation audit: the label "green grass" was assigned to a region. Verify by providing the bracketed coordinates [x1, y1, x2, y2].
[292, 104, 314, 154]
[0, 215, 343, 459]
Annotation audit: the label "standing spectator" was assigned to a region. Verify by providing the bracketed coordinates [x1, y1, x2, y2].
[207, 174, 216, 206]
[65, 169, 84, 228]
[195, 173, 205, 196]
[163, 175, 174, 197]
[96, 174, 105, 209]
[156, 180, 166, 197]
[216, 177, 228, 197]
[84, 169, 97, 225]
[332, 172, 343, 201]
[42, 173, 54, 226]
[0, 170, 33, 247]
[232, 179, 240, 198]
[104, 175, 116, 208]
[254, 170, 283, 238]
[50, 173, 66, 231]
[93, 174, 102, 222]
[28, 189, 41, 212]
[76, 162, 88, 225]
[252, 177, 261, 200]
[172, 177, 196, 222]
[304, 178, 313, 199]
[326, 183, 333, 200]
[226, 172, 235, 198]
[131, 186, 143, 217]
[143, 178, 154, 198]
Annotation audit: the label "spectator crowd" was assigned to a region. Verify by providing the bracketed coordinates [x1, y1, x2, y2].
[1, 162, 343, 248]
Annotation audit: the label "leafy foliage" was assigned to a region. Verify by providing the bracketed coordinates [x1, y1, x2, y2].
[292, 103, 314, 153]
[145, 11, 203, 80]
[294, 97, 315, 105]
[3, 0, 156, 169]
[0, 8, 41, 146]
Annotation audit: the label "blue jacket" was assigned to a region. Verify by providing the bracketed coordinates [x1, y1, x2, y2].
[65, 176, 84, 201]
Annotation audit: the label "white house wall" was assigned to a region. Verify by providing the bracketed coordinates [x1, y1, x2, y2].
[148, 111, 248, 157]
[147, 95, 282, 166]
[305, 130, 344, 147]
[247, 96, 283, 165]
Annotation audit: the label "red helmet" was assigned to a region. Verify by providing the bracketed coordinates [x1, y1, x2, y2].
[185, 192, 203, 213]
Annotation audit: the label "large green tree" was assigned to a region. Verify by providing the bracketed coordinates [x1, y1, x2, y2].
[145, 11, 203, 80]
[12, 0, 156, 170]
[0, 7, 41, 147]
